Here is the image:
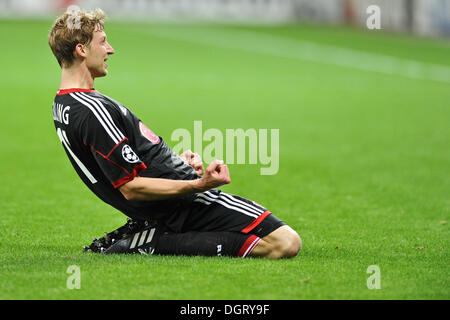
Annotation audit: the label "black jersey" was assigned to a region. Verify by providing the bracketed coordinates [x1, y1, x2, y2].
[52, 88, 199, 223]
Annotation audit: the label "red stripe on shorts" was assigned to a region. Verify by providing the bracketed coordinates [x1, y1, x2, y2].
[241, 210, 272, 234]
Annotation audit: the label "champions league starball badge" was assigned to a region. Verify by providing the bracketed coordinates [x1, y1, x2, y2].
[122, 144, 140, 163]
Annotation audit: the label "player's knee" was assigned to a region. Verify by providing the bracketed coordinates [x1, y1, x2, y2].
[261, 226, 302, 259]
[282, 232, 302, 258]
[271, 231, 301, 259]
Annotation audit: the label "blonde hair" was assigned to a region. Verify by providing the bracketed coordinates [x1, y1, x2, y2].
[48, 8, 106, 68]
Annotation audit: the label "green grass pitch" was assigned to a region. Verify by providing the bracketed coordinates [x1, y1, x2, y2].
[0, 19, 448, 300]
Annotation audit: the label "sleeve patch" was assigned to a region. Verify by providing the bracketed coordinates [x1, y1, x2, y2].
[121, 144, 140, 163]
[139, 121, 160, 144]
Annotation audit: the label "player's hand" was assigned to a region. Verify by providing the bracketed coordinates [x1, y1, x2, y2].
[195, 160, 231, 191]
[180, 150, 204, 176]
[190, 153, 204, 176]
[179, 150, 192, 164]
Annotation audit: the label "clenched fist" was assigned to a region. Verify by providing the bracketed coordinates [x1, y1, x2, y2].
[192, 160, 231, 192]
[179, 149, 204, 176]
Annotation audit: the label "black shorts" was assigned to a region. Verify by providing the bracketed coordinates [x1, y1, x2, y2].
[162, 189, 286, 239]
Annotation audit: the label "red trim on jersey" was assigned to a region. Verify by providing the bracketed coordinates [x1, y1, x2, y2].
[56, 88, 98, 95]
[241, 210, 272, 234]
[238, 235, 261, 258]
[88, 141, 132, 175]
[106, 137, 127, 158]
[112, 163, 147, 189]
[86, 140, 148, 188]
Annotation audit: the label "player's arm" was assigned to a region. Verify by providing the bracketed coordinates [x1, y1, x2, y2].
[119, 160, 230, 201]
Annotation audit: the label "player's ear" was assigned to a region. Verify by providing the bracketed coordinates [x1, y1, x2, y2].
[74, 43, 88, 59]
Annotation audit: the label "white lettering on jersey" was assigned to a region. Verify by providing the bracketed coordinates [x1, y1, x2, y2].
[53, 102, 70, 125]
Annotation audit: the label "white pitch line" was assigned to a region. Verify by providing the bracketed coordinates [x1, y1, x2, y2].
[137, 26, 450, 84]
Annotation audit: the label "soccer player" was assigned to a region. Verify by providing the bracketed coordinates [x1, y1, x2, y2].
[48, 8, 301, 259]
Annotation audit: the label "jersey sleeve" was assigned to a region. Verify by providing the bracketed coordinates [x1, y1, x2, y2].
[81, 107, 147, 189]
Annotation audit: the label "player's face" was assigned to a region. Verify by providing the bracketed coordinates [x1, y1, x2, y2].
[85, 26, 115, 78]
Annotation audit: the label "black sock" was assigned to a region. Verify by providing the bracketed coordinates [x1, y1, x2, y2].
[154, 231, 261, 258]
